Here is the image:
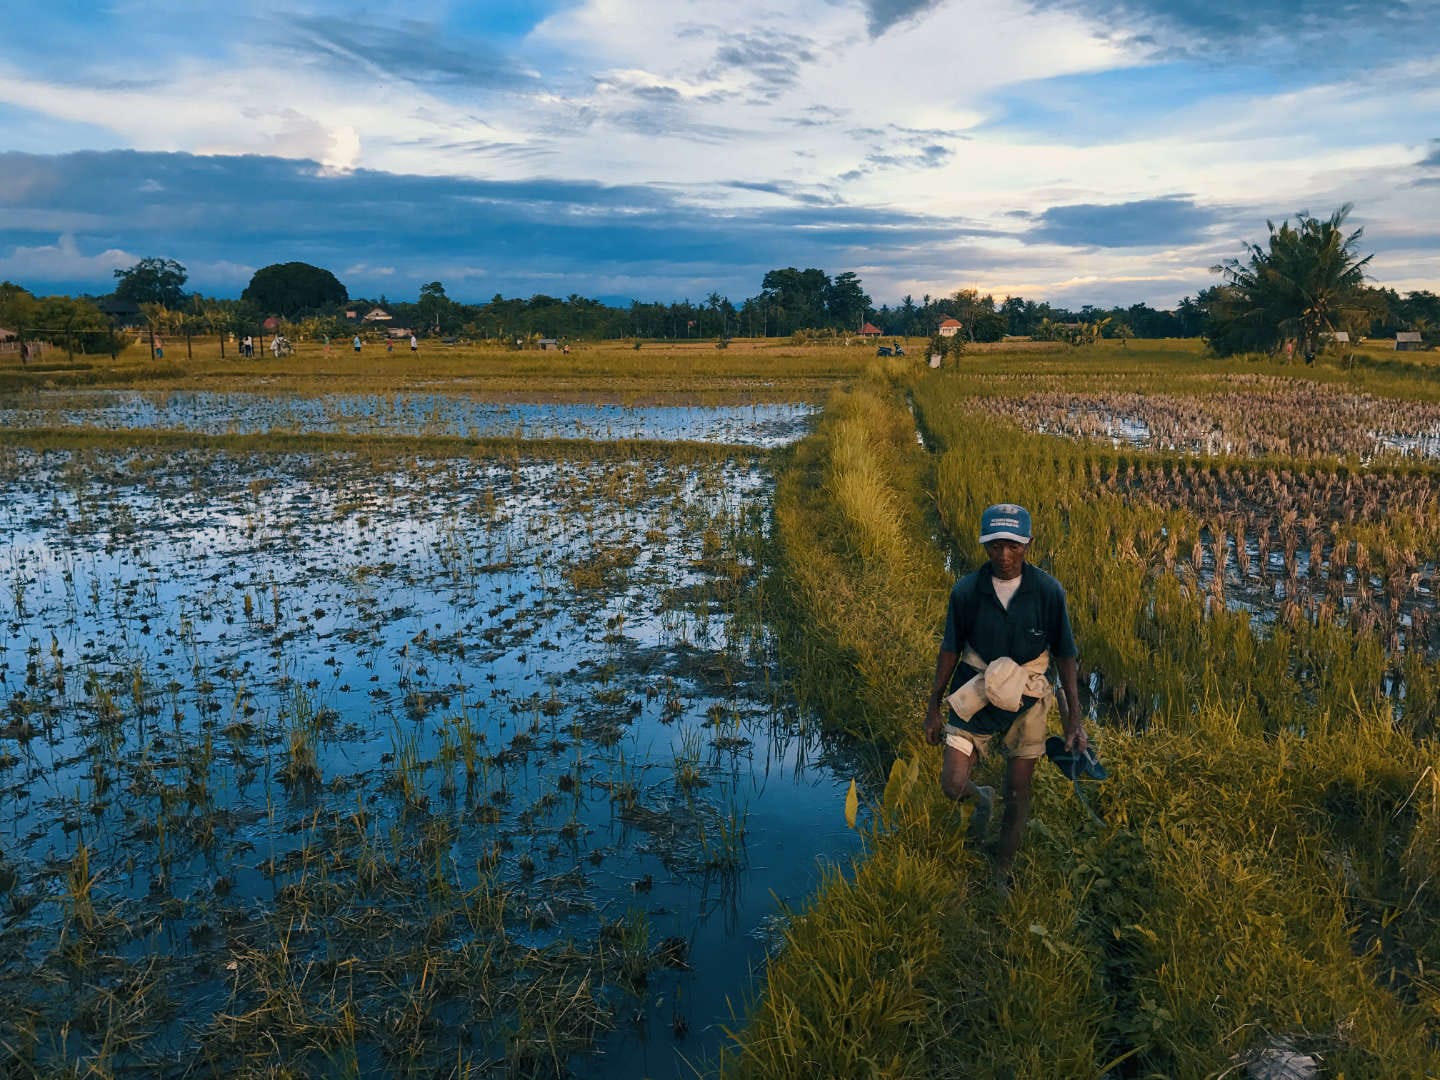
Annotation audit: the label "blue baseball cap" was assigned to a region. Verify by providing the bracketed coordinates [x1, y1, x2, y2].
[979, 503, 1032, 544]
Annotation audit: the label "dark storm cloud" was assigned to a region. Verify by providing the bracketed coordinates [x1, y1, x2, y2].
[1026, 197, 1221, 248]
[0, 150, 990, 301]
[860, 0, 945, 37]
[1024, 0, 1438, 64]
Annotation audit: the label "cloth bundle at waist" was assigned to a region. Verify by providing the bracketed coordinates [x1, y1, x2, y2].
[946, 647, 1053, 721]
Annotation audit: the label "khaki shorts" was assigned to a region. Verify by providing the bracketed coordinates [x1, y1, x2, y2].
[943, 696, 1051, 760]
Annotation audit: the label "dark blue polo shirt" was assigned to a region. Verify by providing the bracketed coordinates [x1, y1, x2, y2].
[941, 563, 1077, 734]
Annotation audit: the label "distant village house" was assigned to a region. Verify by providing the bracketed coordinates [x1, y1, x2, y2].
[96, 297, 143, 328]
[938, 318, 963, 338]
[0, 327, 48, 360]
[858, 322, 883, 338]
[1396, 331, 1424, 351]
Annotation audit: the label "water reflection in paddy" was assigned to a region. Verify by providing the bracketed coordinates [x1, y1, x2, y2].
[0, 390, 817, 446]
[0, 448, 860, 1077]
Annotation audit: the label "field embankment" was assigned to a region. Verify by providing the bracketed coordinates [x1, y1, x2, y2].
[725, 356, 1440, 1077]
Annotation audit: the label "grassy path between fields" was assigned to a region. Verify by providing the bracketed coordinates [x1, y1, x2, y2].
[720, 374, 1440, 1079]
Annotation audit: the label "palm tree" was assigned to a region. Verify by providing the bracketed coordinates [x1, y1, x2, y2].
[1210, 204, 1374, 357]
[706, 291, 723, 339]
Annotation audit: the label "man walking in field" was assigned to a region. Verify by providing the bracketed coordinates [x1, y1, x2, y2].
[924, 503, 1086, 889]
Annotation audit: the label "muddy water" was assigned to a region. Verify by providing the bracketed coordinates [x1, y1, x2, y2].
[0, 447, 860, 1077]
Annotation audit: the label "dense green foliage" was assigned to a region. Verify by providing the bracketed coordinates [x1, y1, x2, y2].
[0, 280, 120, 353]
[112, 256, 188, 307]
[1205, 204, 1376, 357]
[1363, 287, 1440, 345]
[241, 261, 348, 316]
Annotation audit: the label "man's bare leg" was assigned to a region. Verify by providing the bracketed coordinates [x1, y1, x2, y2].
[995, 756, 1039, 875]
[941, 741, 994, 838]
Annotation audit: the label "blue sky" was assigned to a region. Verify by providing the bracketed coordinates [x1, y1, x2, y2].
[1, 0, 1437, 310]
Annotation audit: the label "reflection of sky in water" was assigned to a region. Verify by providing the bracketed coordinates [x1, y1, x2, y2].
[0, 391, 817, 447]
[1037, 410, 1152, 447]
[1032, 403, 1440, 461]
[1373, 431, 1440, 460]
[0, 452, 859, 1078]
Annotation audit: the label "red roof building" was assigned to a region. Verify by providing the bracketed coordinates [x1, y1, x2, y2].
[859, 322, 883, 336]
[938, 318, 963, 337]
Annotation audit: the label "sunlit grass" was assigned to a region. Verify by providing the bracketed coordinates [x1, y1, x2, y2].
[723, 363, 1440, 1077]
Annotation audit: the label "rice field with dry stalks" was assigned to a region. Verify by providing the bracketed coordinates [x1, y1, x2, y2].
[974, 375, 1440, 460]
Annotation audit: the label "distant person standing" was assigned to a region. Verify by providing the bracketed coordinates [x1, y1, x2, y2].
[353, 335, 362, 353]
[410, 333, 418, 353]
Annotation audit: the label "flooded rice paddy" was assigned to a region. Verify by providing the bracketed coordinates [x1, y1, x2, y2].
[980, 380, 1440, 461]
[0, 391, 816, 447]
[0, 426, 860, 1075]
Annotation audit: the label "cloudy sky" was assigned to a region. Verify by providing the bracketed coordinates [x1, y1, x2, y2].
[2, 0, 1438, 310]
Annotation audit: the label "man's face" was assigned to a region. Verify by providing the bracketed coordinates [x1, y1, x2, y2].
[984, 539, 1028, 580]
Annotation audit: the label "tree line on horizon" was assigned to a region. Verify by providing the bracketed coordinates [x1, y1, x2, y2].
[2, 206, 1437, 356]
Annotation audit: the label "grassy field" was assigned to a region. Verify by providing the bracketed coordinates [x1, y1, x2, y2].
[0, 336, 880, 400]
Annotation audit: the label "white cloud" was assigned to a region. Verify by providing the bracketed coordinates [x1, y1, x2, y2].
[0, 0, 1435, 305]
[0, 234, 134, 289]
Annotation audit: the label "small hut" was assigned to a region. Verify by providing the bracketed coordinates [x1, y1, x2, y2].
[858, 322, 883, 338]
[938, 318, 963, 338]
[97, 297, 143, 328]
[1396, 332, 1424, 351]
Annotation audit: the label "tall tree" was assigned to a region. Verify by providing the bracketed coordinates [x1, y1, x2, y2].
[761, 267, 830, 334]
[825, 272, 871, 332]
[113, 257, 188, 307]
[242, 262, 348, 317]
[1208, 204, 1375, 357]
[417, 281, 463, 335]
